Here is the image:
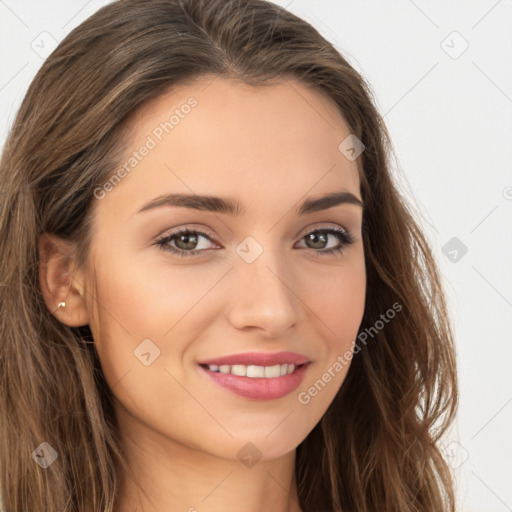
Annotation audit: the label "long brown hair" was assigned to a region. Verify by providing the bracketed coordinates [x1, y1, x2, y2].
[0, 0, 458, 510]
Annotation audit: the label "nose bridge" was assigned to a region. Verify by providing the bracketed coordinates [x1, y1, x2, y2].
[227, 234, 299, 333]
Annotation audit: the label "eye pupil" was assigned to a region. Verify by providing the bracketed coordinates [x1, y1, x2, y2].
[176, 233, 198, 250]
[306, 232, 327, 249]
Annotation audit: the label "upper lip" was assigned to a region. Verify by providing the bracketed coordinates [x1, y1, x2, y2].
[198, 351, 310, 367]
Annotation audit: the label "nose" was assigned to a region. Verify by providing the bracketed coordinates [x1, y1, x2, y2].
[226, 246, 300, 337]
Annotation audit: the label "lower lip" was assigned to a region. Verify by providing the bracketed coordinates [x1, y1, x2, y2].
[199, 363, 310, 400]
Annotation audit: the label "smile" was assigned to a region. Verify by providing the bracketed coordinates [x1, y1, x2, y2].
[198, 362, 310, 400]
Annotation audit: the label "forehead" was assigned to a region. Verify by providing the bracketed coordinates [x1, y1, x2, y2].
[98, 76, 361, 216]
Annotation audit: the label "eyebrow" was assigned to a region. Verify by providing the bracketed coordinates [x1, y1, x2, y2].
[136, 190, 363, 217]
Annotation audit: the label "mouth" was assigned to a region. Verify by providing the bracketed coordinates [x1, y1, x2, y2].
[198, 362, 311, 400]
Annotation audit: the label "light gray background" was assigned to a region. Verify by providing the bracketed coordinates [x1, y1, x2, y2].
[1, 1, 511, 511]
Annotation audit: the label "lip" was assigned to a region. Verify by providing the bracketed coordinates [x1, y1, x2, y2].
[199, 362, 311, 400]
[198, 351, 310, 367]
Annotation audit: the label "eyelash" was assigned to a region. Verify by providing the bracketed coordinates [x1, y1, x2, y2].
[155, 226, 355, 258]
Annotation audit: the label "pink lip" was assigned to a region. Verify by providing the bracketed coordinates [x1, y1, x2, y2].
[199, 362, 310, 400]
[198, 351, 310, 367]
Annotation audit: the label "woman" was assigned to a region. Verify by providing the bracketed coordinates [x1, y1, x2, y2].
[0, 0, 458, 510]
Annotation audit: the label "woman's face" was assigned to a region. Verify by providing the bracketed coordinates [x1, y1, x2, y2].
[80, 76, 366, 462]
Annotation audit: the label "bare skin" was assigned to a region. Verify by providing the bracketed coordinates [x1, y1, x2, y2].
[39, 76, 366, 512]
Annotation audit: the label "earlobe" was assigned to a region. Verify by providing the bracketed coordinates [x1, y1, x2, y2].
[38, 233, 90, 327]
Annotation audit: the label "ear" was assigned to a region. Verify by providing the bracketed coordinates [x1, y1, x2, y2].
[38, 233, 90, 327]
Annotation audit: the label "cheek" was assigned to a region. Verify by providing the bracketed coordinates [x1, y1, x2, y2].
[86, 258, 206, 432]
[297, 251, 366, 412]
[308, 248, 366, 348]
[88, 254, 224, 382]
[94, 250, 218, 339]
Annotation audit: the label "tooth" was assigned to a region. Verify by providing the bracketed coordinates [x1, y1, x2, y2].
[247, 365, 265, 378]
[208, 363, 298, 377]
[264, 364, 281, 378]
[231, 364, 247, 376]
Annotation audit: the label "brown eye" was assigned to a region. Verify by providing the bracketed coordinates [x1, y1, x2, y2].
[297, 227, 354, 255]
[155, 229, 217, 257]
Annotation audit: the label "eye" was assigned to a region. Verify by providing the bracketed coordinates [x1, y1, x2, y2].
[155, 228, 218, 257]
[155, 226, 355, 258]
[296, 226, 355, 256]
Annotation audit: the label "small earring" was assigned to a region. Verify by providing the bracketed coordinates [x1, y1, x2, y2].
[55, 301, 94, 344]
